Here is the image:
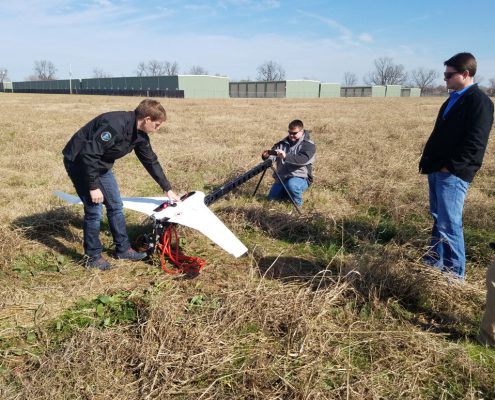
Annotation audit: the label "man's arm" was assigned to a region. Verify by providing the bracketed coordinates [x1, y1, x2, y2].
[134, 139, 172, 193]
[283, 141, 316, 166]
[447, 95, 494, 173]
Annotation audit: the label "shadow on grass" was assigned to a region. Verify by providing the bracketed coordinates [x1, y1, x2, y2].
[219, 204, 422, 249]
[220, 204, 480, 340]
[11, 207, 153, 262]
[12, 207, 84, 262]
[257, 255, 326, 280]
[254, 255, 347, 291]
[352, 258, 483, 341]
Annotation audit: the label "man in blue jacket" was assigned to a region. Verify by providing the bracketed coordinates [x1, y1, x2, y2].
[419, 53, 494, 280]
[262, 119, 316, 207]
[63, 99, 181, 270]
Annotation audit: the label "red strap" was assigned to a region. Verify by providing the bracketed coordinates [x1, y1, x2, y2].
[158, 225, 207, 274]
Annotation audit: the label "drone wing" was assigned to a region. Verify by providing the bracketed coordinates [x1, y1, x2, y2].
[152, 192, 247, 258]
[52, 192, 168, 215]
[53, 191, 247, 258]
[53, 191, 83, 205]
[122, 197, 169, 215]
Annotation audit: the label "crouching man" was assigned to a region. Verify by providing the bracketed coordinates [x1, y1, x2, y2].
[261, 119, 316, 207]
[62, 99, 181, 270]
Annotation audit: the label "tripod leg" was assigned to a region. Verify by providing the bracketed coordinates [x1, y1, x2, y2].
[253, 168, 268, 196]
[271, 166, 302, 215]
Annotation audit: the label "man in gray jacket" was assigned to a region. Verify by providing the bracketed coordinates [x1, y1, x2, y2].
[262, 119, 316, 206]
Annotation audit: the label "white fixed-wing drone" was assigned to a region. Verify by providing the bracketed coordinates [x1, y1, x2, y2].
[54, 158, 300, 273]
[53, 190, 248, 259]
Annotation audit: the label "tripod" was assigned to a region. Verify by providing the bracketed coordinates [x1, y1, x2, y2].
[204, 158, 302, 215]
[252, 163, 302, 215]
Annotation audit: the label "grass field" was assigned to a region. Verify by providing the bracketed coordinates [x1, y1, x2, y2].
[1, 93, 494, 399]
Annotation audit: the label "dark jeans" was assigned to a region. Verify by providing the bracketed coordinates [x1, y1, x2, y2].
[64, 158, 130, 257]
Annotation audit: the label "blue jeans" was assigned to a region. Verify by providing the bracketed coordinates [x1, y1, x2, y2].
[268, 177, 309, 206]
[64, 158, 130, 257]
[423, 172, 469, 279]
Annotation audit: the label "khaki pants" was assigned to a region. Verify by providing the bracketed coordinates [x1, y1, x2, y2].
[479, 260, 495, 346]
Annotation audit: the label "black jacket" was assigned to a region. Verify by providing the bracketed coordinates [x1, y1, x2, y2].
[63, 111, 171, 191]
[419, 84, 494, 182]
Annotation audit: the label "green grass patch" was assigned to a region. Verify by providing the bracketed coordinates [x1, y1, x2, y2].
[12, 252, 67, 276]
[46, 291, 144, 345]
[464, 226, 495, 265]
[346, 207, 421, 245]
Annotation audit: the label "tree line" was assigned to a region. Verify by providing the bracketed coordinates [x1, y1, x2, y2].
[2, 58, 495, 96]
[343, 56, 492, 95]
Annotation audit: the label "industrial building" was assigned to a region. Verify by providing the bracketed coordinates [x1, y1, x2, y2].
[340, 85, 386, 97]
[8, 75, 229, 99]
[2, 76, 421, 98]
[319, 83, 341, 98]
[230, 80, 320, 98]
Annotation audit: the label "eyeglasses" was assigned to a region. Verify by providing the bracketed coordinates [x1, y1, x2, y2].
[288, 129, 303, 135]
[444, 71, 461, 79]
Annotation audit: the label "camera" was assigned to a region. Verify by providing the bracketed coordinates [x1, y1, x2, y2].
[267, 150, 278, 156]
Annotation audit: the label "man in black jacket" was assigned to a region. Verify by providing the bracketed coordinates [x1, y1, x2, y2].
[419, 53, 494, 280]
[261, 119, 316, 207]
[63, 99, 181, 270]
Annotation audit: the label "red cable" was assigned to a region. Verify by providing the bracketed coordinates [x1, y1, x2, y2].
[158, 225, 207, 274]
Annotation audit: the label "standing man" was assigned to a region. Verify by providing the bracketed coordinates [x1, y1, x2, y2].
[419, 53, 494, 280]
[63, 99, 181, 270]
[261, 119, 316, 207]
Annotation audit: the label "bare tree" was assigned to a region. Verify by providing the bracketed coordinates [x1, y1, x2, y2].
[33, 60, 57, 80]
[256, 61, 286, 81]
[364, 57, 407, 85]
[92, 68, 112, 78]
[164, 61, 179, 75]
[0, 68, 8, 82]
[147, 60, 167, 76]
[189, 65, 208, 75]
[342, 71, 358, 86]
[136, 60, 180, 76]
[410, 67, 439, 93]
[136, 62, 147, 77]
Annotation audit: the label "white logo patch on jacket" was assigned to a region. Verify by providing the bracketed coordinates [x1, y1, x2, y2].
[101, 131, 112, 142]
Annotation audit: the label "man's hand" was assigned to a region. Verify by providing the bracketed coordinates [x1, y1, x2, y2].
[276, 150, 286, 159]
[90, 188, 104, 204]
[167, 190, 182, 203]
[440, 166, 449, 173]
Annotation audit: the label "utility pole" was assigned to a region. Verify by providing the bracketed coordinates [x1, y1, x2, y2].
[69, 64, 72, 94]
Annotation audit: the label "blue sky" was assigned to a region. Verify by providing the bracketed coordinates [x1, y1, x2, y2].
[1, 0, 494, 84]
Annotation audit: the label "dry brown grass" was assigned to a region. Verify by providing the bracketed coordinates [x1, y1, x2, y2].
[1, 93, 494, 399]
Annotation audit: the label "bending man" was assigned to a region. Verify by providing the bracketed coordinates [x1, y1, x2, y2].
[63, 99, 181, 270]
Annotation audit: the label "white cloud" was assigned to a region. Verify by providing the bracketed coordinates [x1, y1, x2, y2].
[399, 45, 415, 56]
[216, 0, 280, 11]
[358, 33, 373, 44]
[297, 10, 377, 48]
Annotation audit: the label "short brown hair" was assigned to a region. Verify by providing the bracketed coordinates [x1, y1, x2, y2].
[288, 119, 304, 130]
[444, 52, 477, 77]
[135, 99, 167, 122]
